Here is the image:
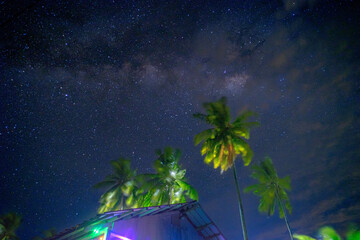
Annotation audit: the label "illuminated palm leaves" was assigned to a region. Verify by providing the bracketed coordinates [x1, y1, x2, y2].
[194, 97, 258, 172]
[93, 158, 139, 213]
[245, 157, 293, 239]
[245, 157, 292, 218]
[0, 213, 22, 240]
[293, 235, 316, 240]
[294, 225, 360, 240]
[140, 147, 198, 206]
[347, 226, 360, 240]
[194, 97, 258, 240]
[94, 148, 198, 212]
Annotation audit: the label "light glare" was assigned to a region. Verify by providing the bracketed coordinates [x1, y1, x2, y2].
[111, 232, 132, 240]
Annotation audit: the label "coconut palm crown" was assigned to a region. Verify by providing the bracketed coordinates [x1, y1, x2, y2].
[294, 225, 360, 240]
[245, 157, 292, 217]
[0, 213, 22, 240]
[194, 97, 259, 172]
[245, 157, 293, 239]
[140, 147, 198, 206]
[93, 158, 139, 213]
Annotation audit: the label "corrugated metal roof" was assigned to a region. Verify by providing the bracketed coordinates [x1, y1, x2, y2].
[50, 201, 225, 240]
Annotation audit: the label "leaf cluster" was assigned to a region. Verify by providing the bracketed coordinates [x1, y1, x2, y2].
[0, 213, 22, 240]
[244, 157, 292, 218]
[94, 147, 198, 213]
[138, 147, 198, 207]
[294, 225, 360, 240]
[194, 97, 259, 172]
[93, 158, 139, 213]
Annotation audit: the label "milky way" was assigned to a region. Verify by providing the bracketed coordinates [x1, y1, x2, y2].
[1, 1, 360, 239]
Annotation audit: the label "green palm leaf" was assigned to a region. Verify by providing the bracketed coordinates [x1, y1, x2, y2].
[347, 225, 360, 240]
[93, 179, 116, 189]
[177, 180, 199, 201]
[194, 129, 213, 146]
[293, 234, 316, 240]
[318, 226, 342, 240]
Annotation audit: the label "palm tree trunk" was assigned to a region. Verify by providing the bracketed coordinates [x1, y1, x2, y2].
[232, 165, 249, 240]
[120, 196, 124, 210]
[276, 189, 294, 240]
[169, 186, 172, 205]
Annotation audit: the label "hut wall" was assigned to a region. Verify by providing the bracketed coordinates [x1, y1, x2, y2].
[109, 211, 202, 240]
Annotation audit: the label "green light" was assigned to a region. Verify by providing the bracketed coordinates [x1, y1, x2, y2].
[93, 229, 99, 234]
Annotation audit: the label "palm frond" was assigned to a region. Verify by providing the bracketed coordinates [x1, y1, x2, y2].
[318, 226, 341, 240]
[194, 129, 213, 145]
[93, 180, 116, 189]
[293, 234, 316, 240]
[232, 137, 253, 166]
[279, 176, 291, 191]
[233, 110, 258, 125]
[177, 180, 199, 201]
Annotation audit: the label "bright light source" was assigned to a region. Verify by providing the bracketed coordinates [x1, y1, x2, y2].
[111, 232, 132, 240]
[170, 171, 176, 177]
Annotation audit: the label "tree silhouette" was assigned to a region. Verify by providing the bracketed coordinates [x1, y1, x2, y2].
[140, 147, 198, 206]
[94, 158, 139, 213]
[245, 157, 293, 239]
[0, 213, 22, 240]
[194, 97, 259, 240]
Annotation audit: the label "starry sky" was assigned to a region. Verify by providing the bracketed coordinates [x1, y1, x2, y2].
[1, 0, 360, 239]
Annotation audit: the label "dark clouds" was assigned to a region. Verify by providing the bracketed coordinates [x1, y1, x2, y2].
[1, 0, 360, 239]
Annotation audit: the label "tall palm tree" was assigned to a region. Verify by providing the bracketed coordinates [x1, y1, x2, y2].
[140, 147, 198, 207]
[194, 97, 259, 240]
[94, 158, 139, 213]
[0, 213, 22, 240]
[244, 157, 293, 240]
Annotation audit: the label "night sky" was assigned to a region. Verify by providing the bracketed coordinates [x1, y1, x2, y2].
[1, 0, 360, 239]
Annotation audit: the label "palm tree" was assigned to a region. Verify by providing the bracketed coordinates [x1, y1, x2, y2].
[140, 147, 198, 207]
[0, 213, 22, 240]
[94, 158, 139, 213]
[194, 97, 259, 240]
[244, 157, 293, 240]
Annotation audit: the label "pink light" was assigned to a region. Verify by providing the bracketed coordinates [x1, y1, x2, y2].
[110, 233, 132, 240]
